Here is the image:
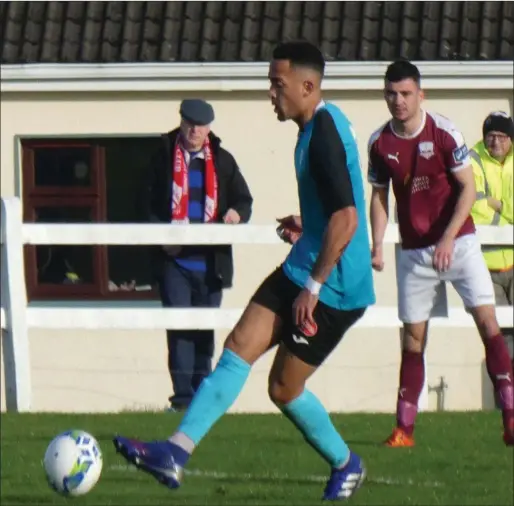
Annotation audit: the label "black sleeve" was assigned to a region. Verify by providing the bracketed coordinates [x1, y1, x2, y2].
[223, 150, 254, 223]
[308, 109, 355, 216]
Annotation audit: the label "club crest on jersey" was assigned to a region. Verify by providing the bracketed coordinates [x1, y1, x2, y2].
[418, 141, 435, 160]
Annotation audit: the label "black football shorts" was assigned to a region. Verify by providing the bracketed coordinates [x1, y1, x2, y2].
[251, 266, 366, 366]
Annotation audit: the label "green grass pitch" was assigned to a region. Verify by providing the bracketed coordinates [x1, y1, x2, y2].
[1, 411, 512, 505]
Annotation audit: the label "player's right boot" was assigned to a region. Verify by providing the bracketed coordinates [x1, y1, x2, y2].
[113, 436, 183, 489]
[503, 418, 514, 446]
[322, 452, 366, 501]
[384, 427, 415, 447]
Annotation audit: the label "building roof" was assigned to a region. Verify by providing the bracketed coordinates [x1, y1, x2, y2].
[1, 1, 513, 64]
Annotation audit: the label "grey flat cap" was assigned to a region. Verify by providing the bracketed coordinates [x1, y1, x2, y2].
[180, 99, 215, 126]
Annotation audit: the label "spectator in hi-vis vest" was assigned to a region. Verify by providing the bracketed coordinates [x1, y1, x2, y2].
[470, 111, 514, 369]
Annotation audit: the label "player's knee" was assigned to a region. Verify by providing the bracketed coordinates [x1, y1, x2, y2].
[224, 326, 251, 361]
[224, 324, 266, 366]
[403, 340, 423, 354]
[268, 378, 298, 406]
[402, 323, 427, 352]
[224, 302, 279, 364]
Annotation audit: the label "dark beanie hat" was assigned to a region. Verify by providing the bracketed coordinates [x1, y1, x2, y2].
[483, 111, 514, 140]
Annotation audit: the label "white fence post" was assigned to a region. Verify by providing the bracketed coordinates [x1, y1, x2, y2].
[1, 197, 31, 411]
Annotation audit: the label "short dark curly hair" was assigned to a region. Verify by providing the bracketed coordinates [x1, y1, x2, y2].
[272, 41, 325, 76]
[385, 60, 421, 85]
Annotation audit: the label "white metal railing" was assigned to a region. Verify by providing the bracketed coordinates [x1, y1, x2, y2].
[1, 197, 513, 412]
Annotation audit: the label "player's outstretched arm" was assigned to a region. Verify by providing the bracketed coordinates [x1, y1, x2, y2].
[370, 186, 389, 271]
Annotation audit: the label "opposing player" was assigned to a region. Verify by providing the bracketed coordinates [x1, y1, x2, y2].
[112, 41, 375, 500]
[368, 60, 514, 447]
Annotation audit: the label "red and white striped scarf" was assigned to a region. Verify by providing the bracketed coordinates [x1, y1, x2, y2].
[171, 136, 218, 223]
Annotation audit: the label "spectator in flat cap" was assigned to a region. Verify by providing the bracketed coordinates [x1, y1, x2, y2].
[470, 111, 514, 381]
[142, 98, 253, 412]
[179, 99, 215, 126]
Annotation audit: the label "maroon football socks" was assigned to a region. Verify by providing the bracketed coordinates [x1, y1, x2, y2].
[396, 350, 425, 436]
[484, 334, 514, 432]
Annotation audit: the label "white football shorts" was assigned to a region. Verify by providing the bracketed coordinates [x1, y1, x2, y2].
[396, 233, 496, 323]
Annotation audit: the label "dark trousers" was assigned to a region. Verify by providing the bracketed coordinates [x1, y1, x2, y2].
[158, 259, 222, 408]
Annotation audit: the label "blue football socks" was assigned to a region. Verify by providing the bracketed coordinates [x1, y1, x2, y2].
[168, 351, 348, 471]
[281, 389, 350, 468]
[173, 348, 251, 448]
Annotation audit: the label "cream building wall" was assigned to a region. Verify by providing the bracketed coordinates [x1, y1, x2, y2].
[1, 89, 512, 413]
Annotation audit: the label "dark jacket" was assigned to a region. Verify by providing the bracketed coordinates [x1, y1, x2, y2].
[142, 128, 253, 289]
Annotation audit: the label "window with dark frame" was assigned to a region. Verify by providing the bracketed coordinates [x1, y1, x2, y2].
[21, 137, 163, 301]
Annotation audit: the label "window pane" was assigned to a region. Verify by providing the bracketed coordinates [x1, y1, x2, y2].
[35, 206, 95, 285]
[103, 137, 162, 294]
[34, 147, 92, 187]
[104, 137, 161, 222]
[107, 246, 154, 292]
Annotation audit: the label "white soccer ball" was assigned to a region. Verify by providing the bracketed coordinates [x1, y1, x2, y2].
[43, 430, 103, 496]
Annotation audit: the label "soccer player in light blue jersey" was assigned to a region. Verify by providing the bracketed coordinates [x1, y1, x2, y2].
[113, 41, 376, 501]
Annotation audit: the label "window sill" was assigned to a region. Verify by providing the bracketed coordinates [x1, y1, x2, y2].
[28, 286, 161, 302]
[28, 299, 163, 308]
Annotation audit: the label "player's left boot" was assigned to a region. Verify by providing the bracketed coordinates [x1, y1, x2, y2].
[322, 452, 366, 501]
[113, 436, 183, 489]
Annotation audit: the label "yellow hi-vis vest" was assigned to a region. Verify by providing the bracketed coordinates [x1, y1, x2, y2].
[470, 141, 513, 271]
